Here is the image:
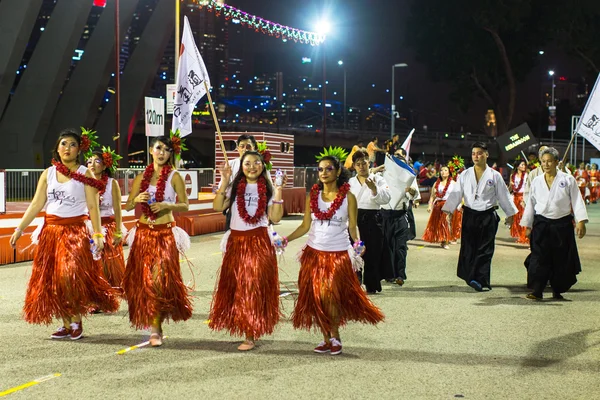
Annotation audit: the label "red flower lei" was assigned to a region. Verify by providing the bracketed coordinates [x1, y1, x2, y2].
[139, 164, 172, 220]
[310, 182, 350, 220]
[236, 175, 268, 224]
[435, 178, 451, 199]
[52, 159, 104, 190]
[512, 172, 525, 193]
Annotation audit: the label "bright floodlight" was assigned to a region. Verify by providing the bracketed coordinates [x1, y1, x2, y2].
[338, 60, 344, 66]
[548, 70, 555, 76]
[315, 19, 330, 36]
[394, 63, 408, 68]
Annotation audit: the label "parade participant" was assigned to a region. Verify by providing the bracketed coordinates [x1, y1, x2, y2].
[524, 145, 548, 202]
[509, 160, 529, 244]
[442, 142, 517, 291]
[9, 128, 118, 339]
[349, 149, 391, 293]
[344, 140, 364, 170]
[423, 166, 454, 249]
[447, 156, 465, 243]
[287, 156, 384, 355]
[381, 148, 420, 286]
[210, 151, 284, 351]
[87, 147, 126, 291]
[521, 147, 588, 300]
[122, 133, 191, 347]
[588, 163, 599, 204]
[574, 162, 590, 203]
[367, 137, 385, 167]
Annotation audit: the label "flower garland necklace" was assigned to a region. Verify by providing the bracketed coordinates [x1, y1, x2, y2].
[512, 171, 525, 193]
[139, 163, 172, 220]
[435, 178, 451, 199]
[52, 159, 104, 191]
[236, 175, 268, 225]
[310, 182, 350, 220]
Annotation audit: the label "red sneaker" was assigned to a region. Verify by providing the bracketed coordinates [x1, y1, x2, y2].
[329, 338, 342, 355]
[70, 322, 83, 340]
[314, 340, 331, 353]
[50, 326, 71, 339]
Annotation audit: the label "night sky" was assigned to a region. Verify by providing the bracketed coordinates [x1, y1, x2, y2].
[225, 0, 590, 135]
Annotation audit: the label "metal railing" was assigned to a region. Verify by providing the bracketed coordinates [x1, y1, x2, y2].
[4, 169, 44, 201]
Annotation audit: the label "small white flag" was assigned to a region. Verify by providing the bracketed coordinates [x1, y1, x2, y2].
[575, 73, 600, 151]
[401, 128, 415, 157]
[172, 16, 211, 137]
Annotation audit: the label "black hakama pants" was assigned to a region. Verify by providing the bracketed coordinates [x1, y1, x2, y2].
[357, 209, 385, 293]
[381, 209, 410, 281]
[457, 206, 500, 288]
[525, 215, 581, 295]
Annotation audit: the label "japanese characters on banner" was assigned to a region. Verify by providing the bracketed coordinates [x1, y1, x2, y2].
[144, 97, 165, 137]
[172, 16, 211, 137]
[575, 73, 600, 151]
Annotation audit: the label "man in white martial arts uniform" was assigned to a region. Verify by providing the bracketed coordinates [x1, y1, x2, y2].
[521, 147, 588, 300]
[443, 142, 518, 291]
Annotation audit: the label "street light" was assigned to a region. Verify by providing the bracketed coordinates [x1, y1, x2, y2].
[548, 70, 556, 142]
[315, 19, 330, 146]
[391, 63, 408, 138]
[338, 60, 347, 130]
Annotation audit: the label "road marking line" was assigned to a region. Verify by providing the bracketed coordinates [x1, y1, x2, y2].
[0, 373, 61, 397]
[116, 336, 168, 355]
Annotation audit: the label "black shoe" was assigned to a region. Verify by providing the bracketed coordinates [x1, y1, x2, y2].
[468, 280, 483, 292]
[552, 293, 565, 300]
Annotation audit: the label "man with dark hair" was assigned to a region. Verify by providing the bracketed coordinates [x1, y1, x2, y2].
[388, 133, 401, 155]
[442, 142, 517, 291]
[367, 137, 385, 167]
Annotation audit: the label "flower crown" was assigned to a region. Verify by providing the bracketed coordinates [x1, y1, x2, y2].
[80, 127, 99, 160]
[316, 146, 349, 163]
[170, 129, 188, 163]
[101, 146, 122, 174]
[447, 155, 464, 177]
[256, 141, 273, 171]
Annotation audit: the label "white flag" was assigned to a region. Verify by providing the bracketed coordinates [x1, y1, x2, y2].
[575, 73, 600, 151]
[172, 16, 211, 137]
[401, 128, 415, 157]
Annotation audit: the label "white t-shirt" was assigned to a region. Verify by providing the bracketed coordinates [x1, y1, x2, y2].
[229, 182, 273, 231]
[99, 177, 115, 217]
[307, 192, 351, 252]
[45, 165, 89, 217]
[147, 170, 177, 204]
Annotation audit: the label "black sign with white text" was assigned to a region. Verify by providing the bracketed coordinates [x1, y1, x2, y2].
[496, 123, 537, 158]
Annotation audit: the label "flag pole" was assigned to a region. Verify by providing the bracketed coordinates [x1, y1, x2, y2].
[561, 132, 577, 165]
[204, 81, 228, 164]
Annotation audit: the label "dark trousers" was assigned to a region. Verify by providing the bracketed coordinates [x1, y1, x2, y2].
[381, 209, 410, 281]
[526, 215, 581, 295]
[457, 207, 499, 288]
[407, 205, 416, 240]
[357, 209, 385, 292]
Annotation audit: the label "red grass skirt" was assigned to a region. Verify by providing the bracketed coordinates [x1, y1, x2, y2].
[96, 217, 126, 289]
[209, 227, 281, 339]
[451, 208, 463, 241]
[23, 215, 119, 325]
[422, 200, 450, 243]
[122, 222, 192, 329]
[292, 246, 384, 333]
[510, 193, 529, 244]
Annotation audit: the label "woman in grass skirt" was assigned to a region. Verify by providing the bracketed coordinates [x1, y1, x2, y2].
[10, 128, 118, 340]
[509, 160, 529, 244]
[287, 155, 384, 356]
[423, 166, 455, 249]
[210, 151, 285, 351]
[87, 147, 126, 291]
[122, 133, 191, 347]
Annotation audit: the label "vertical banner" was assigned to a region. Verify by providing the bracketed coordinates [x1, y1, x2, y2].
[548, 105, 557, 132]
[575, 72, 600, 151]
[166, 84, 176, 115]
[144, 97, 165, 137]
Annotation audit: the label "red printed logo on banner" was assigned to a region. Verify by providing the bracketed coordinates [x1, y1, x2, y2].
[93, 0, 107, 7]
